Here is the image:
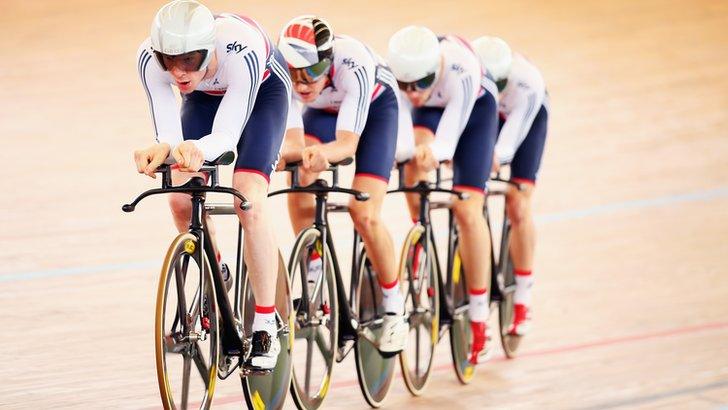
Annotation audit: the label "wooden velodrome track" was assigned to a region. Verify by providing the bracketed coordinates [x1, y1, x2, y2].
[1, 0, 727, 408]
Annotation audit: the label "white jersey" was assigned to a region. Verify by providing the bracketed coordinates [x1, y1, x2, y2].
[287, 36, 396, 136]
[494, 53, 546, 164]
[137, 14, 289, 161]
[422, 35, 493, 162]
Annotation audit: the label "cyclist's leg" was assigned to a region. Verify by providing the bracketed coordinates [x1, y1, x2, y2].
[451, 91, 498, 357]
[234, 52, 290, 368]
[506, 103, 548, 334]
[405, 107, 442, 220]
[348, 85, 399, 311]
[286, 112, 334, 234]
[351, 87, 406, 352]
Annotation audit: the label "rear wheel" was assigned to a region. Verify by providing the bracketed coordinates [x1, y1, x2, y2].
[241, 250, 294, 410]
[155, 233, 219, 410]
[448, 243, 476, 384]
[353, 248, 397, 408]
[398, 225, 439, 396]
[287, 228, 338, 410]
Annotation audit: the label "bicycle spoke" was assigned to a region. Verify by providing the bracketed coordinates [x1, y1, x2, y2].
[181, 355, 192, 410]
[415, 325, 421, 375]
[304, 335, 314, 396]
[191, 342, 211, 386]
[164, 334, 186, 354]
[314, 326, 333, 362]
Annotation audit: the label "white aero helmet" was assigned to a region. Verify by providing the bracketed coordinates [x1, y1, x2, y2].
[472, 36, 512, 84]
[151, 0, 216, 71]
[387, 26, 440, 83]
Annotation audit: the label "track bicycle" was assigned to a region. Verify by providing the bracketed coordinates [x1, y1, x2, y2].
[122, 151, 293, 409]
[389, 163, 522, 394]
[269, 158, 400, 409]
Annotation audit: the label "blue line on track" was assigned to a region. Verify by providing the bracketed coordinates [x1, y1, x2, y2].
[536, 186, 728, 224]
[2, 186, 727, 283]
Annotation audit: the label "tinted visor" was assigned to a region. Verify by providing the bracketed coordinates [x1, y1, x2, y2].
[496, 78, 508, 92]
[154, 50, 208, 72]
[289, 58, 332, 84]
[397, 71, 437, 92]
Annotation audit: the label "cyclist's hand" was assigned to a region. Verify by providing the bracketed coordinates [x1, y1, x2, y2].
[415, 144, 437, 172]
[134, 143, 171, 179]
[275, 156, 287, 172]
[492, 153, 500, 173]
[302, 145, 329, 172]
[172, 141, 205, 172]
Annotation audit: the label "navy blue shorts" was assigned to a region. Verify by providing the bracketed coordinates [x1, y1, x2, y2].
[180, 49, 290, 182]
[498, 104, 548, 183]
[412, 91, 498, 193]
[302, 85, 398, 182]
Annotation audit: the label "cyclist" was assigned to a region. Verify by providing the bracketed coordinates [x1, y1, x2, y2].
[132, 0, 291, 371]
[473, 36, 549, 336]
[277, 15, 412, 353]
[387, 26, 499, 362]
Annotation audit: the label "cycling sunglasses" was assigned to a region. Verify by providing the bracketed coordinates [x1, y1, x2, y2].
[154, 50, 208, 72]
[290, 58, 332, 84]
[397, 71, 437, 92]
[496, 78, 508, 92]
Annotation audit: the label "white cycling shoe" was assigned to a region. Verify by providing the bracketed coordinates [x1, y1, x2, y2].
[378, 313, 408, 354]
[244, 330, 281, 371]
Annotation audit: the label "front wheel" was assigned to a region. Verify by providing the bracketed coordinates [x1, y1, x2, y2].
[287, 228, 338, 410]
[448, 243, 476, 384]
[155, 233, 219, 410]
[240, 250, 294, 410]
[353, 247, 397, 408]
[398, 225, 439, 396]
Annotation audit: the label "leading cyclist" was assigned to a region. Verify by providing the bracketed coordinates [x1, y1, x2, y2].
[132, 0, 291, 371]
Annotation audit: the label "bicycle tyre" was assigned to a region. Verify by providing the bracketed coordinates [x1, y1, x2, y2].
[448, 242, 476, 384]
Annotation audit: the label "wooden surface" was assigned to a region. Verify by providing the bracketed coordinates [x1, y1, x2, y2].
[1, 0, 727, 408]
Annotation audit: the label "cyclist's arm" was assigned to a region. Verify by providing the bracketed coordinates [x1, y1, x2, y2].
[192, 49, 266, 161]
[494, 84, 544, 164]
[429, 74, 477, 161]
[320, 59, 375, 163]
[137, 44, 184, 148]
[280, 98, 305, 164]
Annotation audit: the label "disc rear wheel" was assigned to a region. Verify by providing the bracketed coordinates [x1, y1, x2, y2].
[353, 249, 397, 408]
[241, 250, 294, 410]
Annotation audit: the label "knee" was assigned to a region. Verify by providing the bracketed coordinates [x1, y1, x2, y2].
[452, 201, 484, 230]
[506, 196, 529, 225]
[237, 199, 265, 230]
[349, 203, 378, 234]
[168, 194, 191, 220]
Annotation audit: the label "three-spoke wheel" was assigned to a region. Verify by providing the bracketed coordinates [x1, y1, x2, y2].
[155, 233, 219, 409]
[398, 225, 439, 395]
